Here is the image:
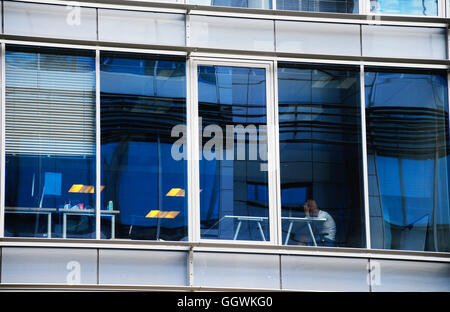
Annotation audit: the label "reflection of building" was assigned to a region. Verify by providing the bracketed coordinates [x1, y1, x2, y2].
[0, 0, 449, 291]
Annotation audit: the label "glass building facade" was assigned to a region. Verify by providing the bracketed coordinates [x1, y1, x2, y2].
[0, 0, 448, 292]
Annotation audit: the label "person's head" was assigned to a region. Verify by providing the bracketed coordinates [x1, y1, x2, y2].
[304, 199, 319, 217]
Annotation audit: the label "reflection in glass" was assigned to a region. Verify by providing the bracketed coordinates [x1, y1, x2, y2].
[100, 53, 187, 241]
[198, 65, 269, 241]
[370, 0, 438, 16]
[189, 0, 272, 9]
[278, 63, 365, 248]
[4, 46, 96, 238]
[366, 69, 450, 252]
[276, 0, 358, 13]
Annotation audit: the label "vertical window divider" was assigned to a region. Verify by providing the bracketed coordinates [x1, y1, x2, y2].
[360, 64, 371, 249]
[187, 58, 200, 242]
[272, 60, 282, 246]
[0, 42, 5, 238]
[95, 48, 101, 240]
[439, 0, 446, 17]
[359, 0, 367, 15]
[266, 61, 277, 245]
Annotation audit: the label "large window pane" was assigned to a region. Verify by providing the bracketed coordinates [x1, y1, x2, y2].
[365, 69, 450, 252]
[276, 0, 358, 13]
[198, 65, 269, 241]
[189, 0, 272, 9]
[278, 63, 365, 248]
[100, 53, 187, 241]
[370, 0, 438, 16]
[4, 46, 96, 239]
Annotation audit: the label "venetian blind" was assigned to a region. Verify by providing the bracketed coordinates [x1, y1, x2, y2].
[5, 48, 96, 156]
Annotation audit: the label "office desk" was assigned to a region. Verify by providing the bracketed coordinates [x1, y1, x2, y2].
[60, 209, 119, 239]
[223, 215, 269, 241]
[5, 207, 56, 238]
[5, 207, 119, 239]
[282, 216, 327, 246]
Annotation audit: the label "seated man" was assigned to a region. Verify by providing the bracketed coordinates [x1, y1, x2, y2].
[294, 199, 337, 247]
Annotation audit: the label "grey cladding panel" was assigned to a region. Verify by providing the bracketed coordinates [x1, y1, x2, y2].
[1, 247, 97, 284]
[98, 249, 188, 286]
[281, 255, 370, 291]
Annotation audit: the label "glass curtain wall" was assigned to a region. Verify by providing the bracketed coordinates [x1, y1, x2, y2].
[278, 63, 365, 248]
[100, 52, 188, 241]
[4, 46, 96, 239]
[365, 68, 450, 252]
[276, 0, 359, 13]
[189, 0, 272, 9]
[198, 65, 270, 241]
[370, 0, 438, 16]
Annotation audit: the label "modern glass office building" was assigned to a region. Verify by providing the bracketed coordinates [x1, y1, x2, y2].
[0, 0, 448, 291]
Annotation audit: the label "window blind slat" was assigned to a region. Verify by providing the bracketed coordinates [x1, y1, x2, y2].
[5, 50, 96, 157]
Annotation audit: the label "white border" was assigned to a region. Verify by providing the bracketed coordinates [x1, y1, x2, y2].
[189, 57, 277, 246]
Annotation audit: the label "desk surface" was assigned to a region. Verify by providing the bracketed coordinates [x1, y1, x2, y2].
[282, 216, 327, 222]
[6, 207, 120, 214]
[222, 215, 327, 222]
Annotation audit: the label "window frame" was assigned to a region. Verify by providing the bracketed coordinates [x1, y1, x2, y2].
[188, 57, 279, 245]
[362, 0, 445, 18]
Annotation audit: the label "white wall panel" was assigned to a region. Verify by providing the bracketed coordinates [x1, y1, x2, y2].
[4, 1, 97, 41]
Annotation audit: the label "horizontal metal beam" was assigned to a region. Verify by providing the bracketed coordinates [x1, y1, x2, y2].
[1, 238, 449, 263]
[0, 283, 285, 292]
[1, 35, 449, 68]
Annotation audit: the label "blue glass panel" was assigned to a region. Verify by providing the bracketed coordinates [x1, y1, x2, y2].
[4, 46, 96, 239]
[198, 65, 269, 241]
[370, 0, 438, 16]
[276, 0, 358, 13]
[100, 52, 188, 241]
[190, 0, 272, 9]
[278, 63, 365, 248]
[365, 69, 450, 252]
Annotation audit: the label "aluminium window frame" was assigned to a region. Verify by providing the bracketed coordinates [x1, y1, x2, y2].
[188, 57, 278, 245]
[362, 0, 446, 18]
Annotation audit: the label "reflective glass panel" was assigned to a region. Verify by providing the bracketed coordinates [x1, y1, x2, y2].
[189, 0, 272, 9]
[100, 52, 187, 241]
[278, 63, 365, 248]
[4, 46, 96, 239]
[366, 69, 450, 252]
[198, 65, 269, 241]
[276, 0, 358, 13]
[370, 0, 438, 16]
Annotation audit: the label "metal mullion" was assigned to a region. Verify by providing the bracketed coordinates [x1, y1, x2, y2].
[187, 58, 200, 242]
[265, 61, 277, 245]
[0, 42, 5, 238]
[360, 64, 371, 250]
[95, 49, 101, 240]
[359, 0, 367, 15]
[438, 0, 446, 18]
[272, 60, 282, 246]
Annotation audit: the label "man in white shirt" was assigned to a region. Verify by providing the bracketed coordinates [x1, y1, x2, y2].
[295, 199, 337, 246]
